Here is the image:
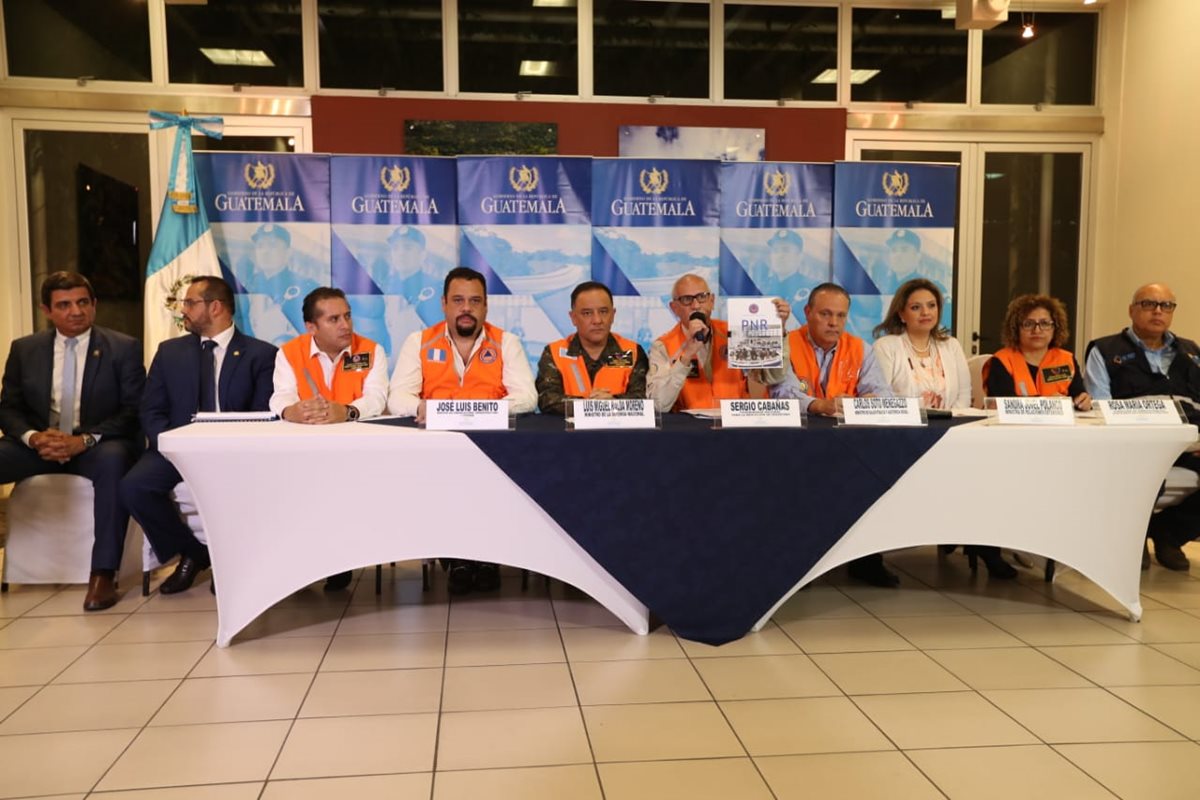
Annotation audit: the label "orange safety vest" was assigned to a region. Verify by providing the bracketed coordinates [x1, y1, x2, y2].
[657, 319, 748, 410]
[787, 327, 864, 398]
[280, 332, 377, 404]
[549, 333, 639, 397]
[984, 347, 1075, 397]
[420, 320, 508, 400]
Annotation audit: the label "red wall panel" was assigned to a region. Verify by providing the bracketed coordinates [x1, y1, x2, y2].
[311, 96, 846, 162]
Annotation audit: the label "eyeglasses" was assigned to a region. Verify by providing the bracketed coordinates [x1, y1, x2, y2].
[673, 292, 712, 307]
[179, 298, 210, 309]
[1136, 300, 1178, 312]
[1020, 319, 1056, 331]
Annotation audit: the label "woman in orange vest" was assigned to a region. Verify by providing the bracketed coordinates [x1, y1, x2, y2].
[984, 294, 1091, 410]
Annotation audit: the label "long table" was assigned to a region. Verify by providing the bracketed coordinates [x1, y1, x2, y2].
[158, 416, 1195, 647]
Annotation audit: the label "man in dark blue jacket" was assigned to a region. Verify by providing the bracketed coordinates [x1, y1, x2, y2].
[0, 271, 145, 610]
[120, 276, 275, 594]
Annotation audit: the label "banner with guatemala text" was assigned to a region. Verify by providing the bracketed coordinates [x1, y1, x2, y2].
[832, 161, 958, 340]
[456, 156, 592, 373]
[591, 158, 720, 356]
[330, 156, 457, 368]
[195, 152, 331, 348]
[719, 162, 834, 328]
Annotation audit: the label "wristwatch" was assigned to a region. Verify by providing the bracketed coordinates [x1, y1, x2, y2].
[81, 433, 97, 449]
[345, 405, 360, 422]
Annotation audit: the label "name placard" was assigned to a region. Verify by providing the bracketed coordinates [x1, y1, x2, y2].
[994, 396, 1075, 426]
[571, 399, 657, 430]
[840, 397, 924, 427]
[1096, 398, 1184, 426]
[425, 399, 510, 431]
[720, 399, 803, 428]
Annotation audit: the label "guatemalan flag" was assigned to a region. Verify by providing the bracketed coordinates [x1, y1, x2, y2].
[143, 111, 224, 363]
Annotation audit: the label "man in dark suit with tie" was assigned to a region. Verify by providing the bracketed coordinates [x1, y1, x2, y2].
[0, 271, 145, 611]
[120, 276, 275, 595]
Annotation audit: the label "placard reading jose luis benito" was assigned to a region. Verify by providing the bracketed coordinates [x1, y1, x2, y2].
[726, 297, 783, 369]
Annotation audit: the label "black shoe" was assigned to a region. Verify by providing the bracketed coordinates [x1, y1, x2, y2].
[448, 563, 474, 595]
[473, 563, 501, 592]
[847, 554, 899, 587]
[324, 571, 353, 592]
[966, 546, 1018, 580]
[1152, 537, 1191, 571]
[83, 570, 118, 611]
[159, 555, 210, 595]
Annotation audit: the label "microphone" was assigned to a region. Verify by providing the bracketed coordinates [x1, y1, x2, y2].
[688, 311, 711, 343]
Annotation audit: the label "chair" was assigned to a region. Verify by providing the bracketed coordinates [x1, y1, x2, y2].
[1, 474, 142, 591]
[968, 353, 992, 409]
[140, 482, 207, 595]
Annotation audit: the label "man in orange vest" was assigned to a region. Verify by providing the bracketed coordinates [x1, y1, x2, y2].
[773, 283, 899, 587]
[647, 273, 791, 412]
[387, 266, 536, 594]
[536, 281, 649, 415]
[270, 286, 388, 591]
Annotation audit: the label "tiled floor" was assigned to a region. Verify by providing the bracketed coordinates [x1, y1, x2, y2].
[4, 546, 1200, 799]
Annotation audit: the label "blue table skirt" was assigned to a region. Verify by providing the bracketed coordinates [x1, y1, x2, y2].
[372, 414, 961, 644]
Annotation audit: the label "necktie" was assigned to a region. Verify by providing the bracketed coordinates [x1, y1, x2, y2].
[59, 337, 78, 433]
[199, 340, 217, 412]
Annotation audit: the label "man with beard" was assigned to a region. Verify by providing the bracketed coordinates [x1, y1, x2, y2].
[120, 276, 276, 595]
[387, 266, 536, 594]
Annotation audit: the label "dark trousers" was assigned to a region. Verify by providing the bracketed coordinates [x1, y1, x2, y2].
[0, 437, 140, 571]
[1149, 453, 1200, 546]
[119, 450, 203, 564]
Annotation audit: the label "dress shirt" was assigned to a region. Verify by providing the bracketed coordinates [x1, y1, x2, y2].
[646, 322, 789, 413]
[769, 332, 894, 413]
[269, 339, 389, 419]
[22, 328, 91, 447]
[201, 324, 236, 411]
[386, 326, 537, 416]
[1086, 328, 1177, 400]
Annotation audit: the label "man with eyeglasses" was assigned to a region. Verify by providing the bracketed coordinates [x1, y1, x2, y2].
[1087, 283, 1200, 571]
[0, 271, 145, 611]
[120, 276, 276, 595]
[647, 273, 791, 412]
[386, 266, 536, 594]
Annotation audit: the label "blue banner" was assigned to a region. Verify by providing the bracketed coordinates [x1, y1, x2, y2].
[330, 156, 457, 367]
[456, 156, 593, 373]
[592, 159, 720, 354]
[719, 162, 834, 324]
[195, 152, 331, 346]
[831, 161, 958, 335]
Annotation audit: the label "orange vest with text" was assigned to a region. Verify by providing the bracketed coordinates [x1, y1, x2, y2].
[419, 321, 508, 400]
[658, 319, 748, 410]
[984, 347, 1075, 397]
[549, 333, 639, 397]
[787, 327, 864, 398]
[281, 332, 377, 404]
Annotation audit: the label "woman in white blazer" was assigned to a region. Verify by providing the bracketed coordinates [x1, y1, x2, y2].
[872, 278, 972, 410]
[873, 278, 1018, 579]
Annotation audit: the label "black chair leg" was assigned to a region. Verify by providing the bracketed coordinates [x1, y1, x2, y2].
[1, 581, 7, 593]
[422, 561, 430, 591]
[375, 564, 383, 595]
[142, 571, 150, 597]
[1044, 559, 1057, 582]
[521, 569, 530, 591]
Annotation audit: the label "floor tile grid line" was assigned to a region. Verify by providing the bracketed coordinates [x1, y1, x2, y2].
[542, 577, 613, 800]
[422, 584, 459, 800]
[253, 572, 369, 797]
[1046, 741, 1177, 799]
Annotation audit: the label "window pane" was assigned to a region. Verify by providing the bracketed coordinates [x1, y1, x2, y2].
[319, 0, 442, 91]
[851, 9, 967, 103]
[25, 130, 151, 342]
[724, 4, 837, 102]
[978, 152, 1082, 354]
[982, 13, 1098, 105]
[594, 0, 709, 98]
[192, 135, 297, 154]
[3, 0, 150, 81]
[166, 0, 303, 87]
[459, 0, 577, 95]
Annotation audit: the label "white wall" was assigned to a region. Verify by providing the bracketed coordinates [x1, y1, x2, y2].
[1091, 0, 1200, 340]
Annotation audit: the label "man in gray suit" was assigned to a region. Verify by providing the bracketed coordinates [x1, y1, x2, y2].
[0, 271, 146, 610]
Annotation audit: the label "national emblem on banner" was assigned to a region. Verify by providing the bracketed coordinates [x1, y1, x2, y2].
[881, 169, 909, 197]
[763, 169, 790, 197]
[639, 167, 669, 195]
[245, 160, 276, 190]
[381, 164, 411, 193]
[509, 165, 539, 192]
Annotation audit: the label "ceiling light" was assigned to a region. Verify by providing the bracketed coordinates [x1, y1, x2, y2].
[519, 60, 559, 77]
[199, 48, 274, 67]
[1021, 22, 1035, 38]
[811, 69, 880, 85]
[532, 0, 575, 6]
